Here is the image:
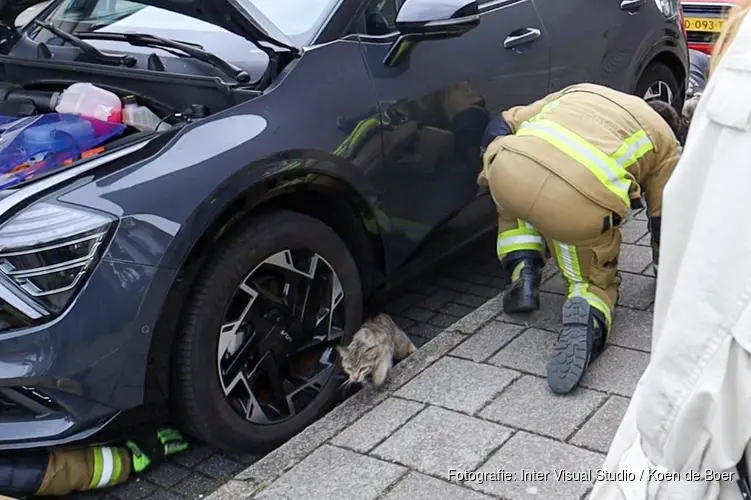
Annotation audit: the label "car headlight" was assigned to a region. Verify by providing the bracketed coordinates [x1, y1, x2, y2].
[654, 0, 678, 17]
[0, 202, 115, 315]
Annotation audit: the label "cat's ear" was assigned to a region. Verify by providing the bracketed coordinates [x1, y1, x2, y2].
[335, 345, 347, 357]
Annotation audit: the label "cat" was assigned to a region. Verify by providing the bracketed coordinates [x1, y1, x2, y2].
[336, 313, 417, 388]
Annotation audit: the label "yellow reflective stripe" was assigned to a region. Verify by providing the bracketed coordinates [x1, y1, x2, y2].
[517, 119, 631, 207]
[528, 99, 561, 122]
[110, 448, 124, 486]
[611, 130, 654, 168]
[89, 447, 103, 489]
[552, 241, 612, 327]
[497, 219, 544, 258]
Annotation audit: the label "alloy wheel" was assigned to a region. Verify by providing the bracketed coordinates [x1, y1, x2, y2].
[643, 80, 674, 104]
[216, 249, 345, 424]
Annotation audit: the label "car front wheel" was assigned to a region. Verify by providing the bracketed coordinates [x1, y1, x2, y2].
[173, 210, 362, 452]
[635, 61, 682, 111]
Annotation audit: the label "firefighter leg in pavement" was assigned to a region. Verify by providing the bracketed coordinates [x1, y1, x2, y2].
[546, 229, 621, 395]
[482, 144, 623, 395]
[496, 209, 545, 313]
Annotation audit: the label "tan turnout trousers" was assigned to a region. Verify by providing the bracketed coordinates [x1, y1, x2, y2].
[479, 83, 681, 329]
[36, 446, 132, 496]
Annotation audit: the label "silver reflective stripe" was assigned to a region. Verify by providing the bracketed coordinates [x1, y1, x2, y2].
[497, 235, 545, 247]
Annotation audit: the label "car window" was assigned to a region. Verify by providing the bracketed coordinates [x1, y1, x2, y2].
[350, 0, 401, 36]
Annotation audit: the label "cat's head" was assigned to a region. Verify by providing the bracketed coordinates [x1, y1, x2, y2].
[336, 340, 380, 384]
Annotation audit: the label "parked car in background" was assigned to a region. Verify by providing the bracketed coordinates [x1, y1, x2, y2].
[681, 0, 734, 53]
[0, 0, 687, 454]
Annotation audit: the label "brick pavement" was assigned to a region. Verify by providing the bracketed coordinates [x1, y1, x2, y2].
[195, 210, 655, 500]
[73, 229, 518, 500]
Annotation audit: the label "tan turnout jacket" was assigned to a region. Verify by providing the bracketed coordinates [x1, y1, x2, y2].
[479, 83, 681, 219]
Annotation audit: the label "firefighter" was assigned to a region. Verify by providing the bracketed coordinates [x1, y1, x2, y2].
[0, 428, 187, 498]
[478, 84, 685, 395]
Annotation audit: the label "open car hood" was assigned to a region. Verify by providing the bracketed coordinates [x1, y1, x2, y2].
[32, 0, 300, 55]
[139, 0, 298, 53]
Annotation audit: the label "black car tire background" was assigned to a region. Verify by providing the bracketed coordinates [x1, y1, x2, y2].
[172, 210, 363, 452]
[635, 61, 683, 112]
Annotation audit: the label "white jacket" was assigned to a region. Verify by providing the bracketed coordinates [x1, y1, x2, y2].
[589, 14, 751, 500]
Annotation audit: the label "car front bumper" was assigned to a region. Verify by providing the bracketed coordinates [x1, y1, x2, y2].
[0, 258, 176, 450]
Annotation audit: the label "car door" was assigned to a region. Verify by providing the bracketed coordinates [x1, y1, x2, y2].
[535, 0, 662, 92]
[349, 0, 551, 266]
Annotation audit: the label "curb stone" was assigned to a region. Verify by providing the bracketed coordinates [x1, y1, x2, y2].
[204, 294, 503, 500]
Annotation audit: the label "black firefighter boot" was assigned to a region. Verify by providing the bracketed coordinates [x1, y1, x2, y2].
[546, 297, 608, 395]
[502, 251, 543, 313]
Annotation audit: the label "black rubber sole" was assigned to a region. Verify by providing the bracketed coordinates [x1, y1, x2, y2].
[547, 297, 591, 395]
[502, 290, 540, 313]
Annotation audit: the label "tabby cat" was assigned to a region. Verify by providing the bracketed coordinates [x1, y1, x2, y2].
[336, 313, 416, 388]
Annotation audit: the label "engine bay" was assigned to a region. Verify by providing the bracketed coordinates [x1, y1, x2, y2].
[0, 54, 262, 189]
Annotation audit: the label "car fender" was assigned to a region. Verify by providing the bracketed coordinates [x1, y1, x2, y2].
[629, 35, 689, 94]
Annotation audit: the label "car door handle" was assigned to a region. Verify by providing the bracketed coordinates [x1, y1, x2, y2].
[503, 28, 541, 49]
[620, 0, 645, 11]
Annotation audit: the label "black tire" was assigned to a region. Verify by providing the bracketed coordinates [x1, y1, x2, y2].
[173, 210, 363, 452]
[634, 61, 683, 112]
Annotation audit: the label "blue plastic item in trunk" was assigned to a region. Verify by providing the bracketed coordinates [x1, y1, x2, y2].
[0, 113, 126, 190]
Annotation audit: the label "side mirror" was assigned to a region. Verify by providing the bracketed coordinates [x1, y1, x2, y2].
[384, 0, 480, 66]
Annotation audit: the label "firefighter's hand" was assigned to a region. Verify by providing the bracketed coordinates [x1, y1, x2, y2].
[126, 428, 189, 473]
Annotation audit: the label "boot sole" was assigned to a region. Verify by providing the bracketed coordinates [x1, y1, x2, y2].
[547, 297, 591, 395]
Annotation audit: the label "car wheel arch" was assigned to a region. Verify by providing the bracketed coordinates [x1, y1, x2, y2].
[143, 170, 387, 411]
[633, 45, 687, 107]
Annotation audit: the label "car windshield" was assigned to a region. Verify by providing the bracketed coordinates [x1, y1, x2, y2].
[22, 0, 337, 44]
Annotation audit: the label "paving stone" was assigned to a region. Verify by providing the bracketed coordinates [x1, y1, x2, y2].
[417, 289, 460, 311]
[487, 328, 555, 377]
[634, 208, 647, 220]
[469, 432, 604, 499]
[429, 276, 474, 293]
[407, 323, 444, 340]
[142, 462, 191, 488]
[454, 293, 490, 307]
[619, 244, 654, 274]
[171, 445, 215, 468]
[450, 295, 501, 334]
[109, 478, 157, 500]
[479, 375, 606, 440]
[204, 480, 255, 500]
[450, 321, 524, 362]
[428, 313, 458, 328]
[139, 491, 182, 500]
[384, 293, 425, 314]
[571, 396, 631, 453]
[395, 357, 519, 414]
[408, 281, 439, 295]
[468, 284, 502, 299]
[620, 219, 649, 244]
[372, 406, 512, 478]
[402, 307, 435, 323]
[636, 233, 651, 246]
[382, 471, 494, 500]
[256, 445, 405, 500]
[609, 307, 652, 352]
[440, 302, 476, 318]
[502, 292, 565, 332]
[331, 398, 425, 453]
[617, 273, 655, 310]
[540, 272, 566, 295]
[194, 454, 246, 480]
[581, 346, 649, 397]
[171, 473, 222, 498]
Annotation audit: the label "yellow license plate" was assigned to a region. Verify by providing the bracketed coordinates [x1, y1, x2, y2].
[684, 17, 725, 32]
